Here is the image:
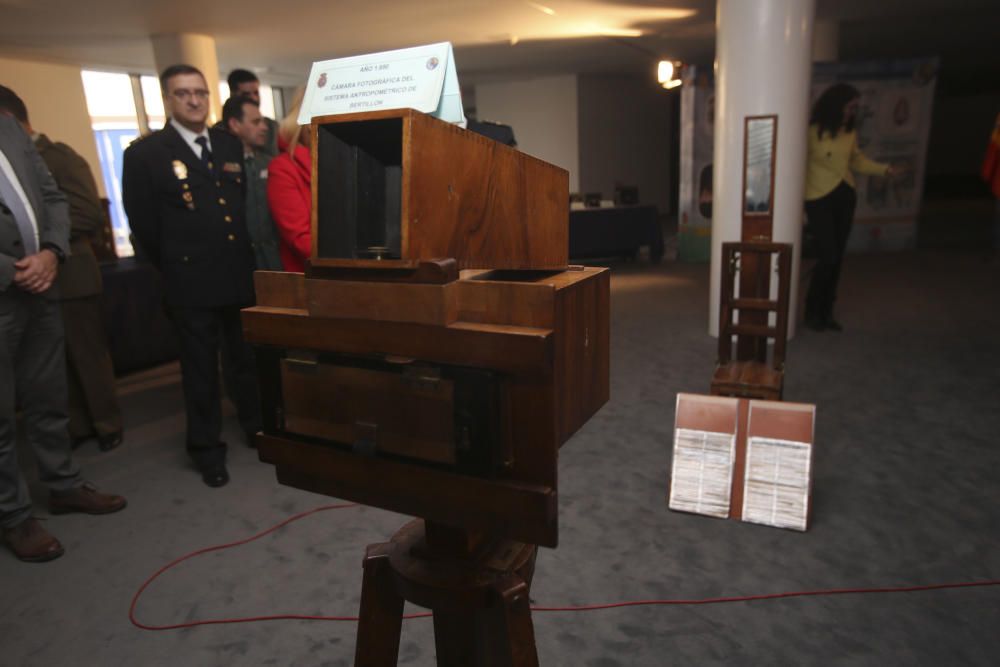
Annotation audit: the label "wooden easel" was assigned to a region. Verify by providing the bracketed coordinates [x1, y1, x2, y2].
[355, 520, 539, 667]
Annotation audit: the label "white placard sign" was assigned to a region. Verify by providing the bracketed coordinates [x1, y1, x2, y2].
[298, 42, 466, 126]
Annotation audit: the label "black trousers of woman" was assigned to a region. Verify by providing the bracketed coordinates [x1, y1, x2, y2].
[804, 180, 857, 328]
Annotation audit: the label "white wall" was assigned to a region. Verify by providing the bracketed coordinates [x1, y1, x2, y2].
[577, 74, 674, 213]
[475, 75, 579, 192]
[0, 56, 105, 195]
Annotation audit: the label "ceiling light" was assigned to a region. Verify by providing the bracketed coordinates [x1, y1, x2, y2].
[657, 60, 683, 89]
[594, 26, 644, 37]
[526, 1, 556, 15]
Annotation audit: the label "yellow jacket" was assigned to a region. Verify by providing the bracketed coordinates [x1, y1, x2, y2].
[805, 125, 889, 201]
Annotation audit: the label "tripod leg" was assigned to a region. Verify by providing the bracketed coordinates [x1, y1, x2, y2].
[479, 574, 538, 667]
[355, 543, 404, 667]
[498, 575, 539, 667]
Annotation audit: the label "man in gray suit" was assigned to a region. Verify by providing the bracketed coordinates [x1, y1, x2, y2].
[0, 113, 126, 563]
[0, 85, 124, 453]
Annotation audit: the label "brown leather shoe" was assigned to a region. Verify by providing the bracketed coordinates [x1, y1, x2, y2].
[4, 518, 64, 562]
[49, 483, 127, 515]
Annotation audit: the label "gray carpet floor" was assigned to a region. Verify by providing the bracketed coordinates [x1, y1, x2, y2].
[2, 248, 998, 666]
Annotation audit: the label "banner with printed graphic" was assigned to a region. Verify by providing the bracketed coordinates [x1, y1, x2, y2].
[677, 65, 716, 262]
[811, 59, 937, 251]
[677, 58, 938, 260]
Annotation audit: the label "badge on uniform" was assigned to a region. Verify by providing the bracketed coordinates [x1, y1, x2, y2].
[182, 191, 195, 210]
[222, 162, 241, 173]
[172, 160, 188, 181]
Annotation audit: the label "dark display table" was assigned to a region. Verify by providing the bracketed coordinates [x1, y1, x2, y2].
[569, 204, 664, 263]
[100, 258, 177, 375]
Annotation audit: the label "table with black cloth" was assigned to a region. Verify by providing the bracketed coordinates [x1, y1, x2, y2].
[99, 258, 177, 375]
[569, 204, 664, 263]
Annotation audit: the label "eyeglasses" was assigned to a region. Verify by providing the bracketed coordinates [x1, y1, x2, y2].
[171, 88, 210, 101]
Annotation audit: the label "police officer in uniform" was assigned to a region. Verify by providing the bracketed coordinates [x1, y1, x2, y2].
[122, 64, 260, 487]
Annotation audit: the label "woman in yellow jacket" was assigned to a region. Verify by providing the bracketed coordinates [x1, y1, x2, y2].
[804, 83, 901, 331]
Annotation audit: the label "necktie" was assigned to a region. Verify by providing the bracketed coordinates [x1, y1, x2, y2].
[195, 136, 212, 170]
[0, 164, 39, 256]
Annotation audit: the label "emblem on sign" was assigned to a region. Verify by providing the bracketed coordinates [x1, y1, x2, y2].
[317, 73, 328, 88]
[426, 57, 439, 71]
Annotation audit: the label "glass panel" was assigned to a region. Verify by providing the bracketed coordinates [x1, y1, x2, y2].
[80, 70, 139, 257]
[217, 81, 277, 119]
[81, 71, 138, 130]
[745, 117, 775, 215]
[259, 84, 276, 119]
[140, 75, 166, 130]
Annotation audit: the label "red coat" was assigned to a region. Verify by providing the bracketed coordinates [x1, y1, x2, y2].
[983, 112, 1000, 199]
[267, 142, 311, 272]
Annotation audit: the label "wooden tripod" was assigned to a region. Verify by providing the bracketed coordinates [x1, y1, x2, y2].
[354, 519, 539, 666]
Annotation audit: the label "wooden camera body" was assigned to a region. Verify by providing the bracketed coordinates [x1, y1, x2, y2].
[242, 109, 609, 548]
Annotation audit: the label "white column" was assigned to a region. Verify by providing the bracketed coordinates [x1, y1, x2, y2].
[151, 33, 223, 124]
[709, 0, 815, 337]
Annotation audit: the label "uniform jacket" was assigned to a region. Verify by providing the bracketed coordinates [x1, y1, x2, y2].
[243, 149, 283, 271]
[121, 123, 255, 307]
[805, 125, 889, 201]
[266, 142, 311, 273]
[0, 115, 70, 296]
[34, 133, 104, 299]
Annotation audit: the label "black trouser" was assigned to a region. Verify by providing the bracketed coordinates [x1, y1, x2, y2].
[62, 295, 122, 440]
[805, 181, 857, 322]
[169, 304, 260, 469]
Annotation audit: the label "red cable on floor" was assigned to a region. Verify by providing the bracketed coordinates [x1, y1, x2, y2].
[529, 580, 1000, 612]
[129, 503, 1000, 631]
[127, 503, 429, 631]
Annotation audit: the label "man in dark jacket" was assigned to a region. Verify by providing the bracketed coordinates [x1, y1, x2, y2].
[225, 69, 279, 158]
[222, 95, 283, 271]
[122, 64, 260, 487]
[0, 110, 126, 563]
[0, 85, 123, 452]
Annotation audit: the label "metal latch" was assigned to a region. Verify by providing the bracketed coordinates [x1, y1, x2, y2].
[402, 364, 442, 391]
[285, 349, 319, 372]
[353, 421, 377, 457]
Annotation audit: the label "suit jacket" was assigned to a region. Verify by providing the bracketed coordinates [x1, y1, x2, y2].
[0, 116, 70, 296]
[121, 123, 255, 308]
[34, 133, 104, 299]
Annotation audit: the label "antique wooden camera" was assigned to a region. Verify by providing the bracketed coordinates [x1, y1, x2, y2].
[242, 108, 609, 665]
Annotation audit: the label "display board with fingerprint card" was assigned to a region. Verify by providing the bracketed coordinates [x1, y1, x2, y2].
[669, 393, 815, 531]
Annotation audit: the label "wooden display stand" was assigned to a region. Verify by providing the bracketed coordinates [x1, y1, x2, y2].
[242, 109, 609, 665]
[711, 242, 791, 400]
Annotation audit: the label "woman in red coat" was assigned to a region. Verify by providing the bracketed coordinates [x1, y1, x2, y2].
[267, 91, 311, 272]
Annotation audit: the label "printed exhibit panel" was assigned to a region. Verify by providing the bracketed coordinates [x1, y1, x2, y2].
[677, 59, 937, 258]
